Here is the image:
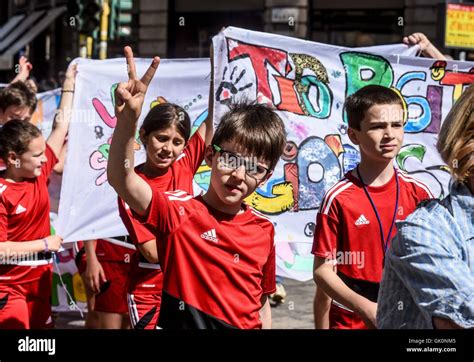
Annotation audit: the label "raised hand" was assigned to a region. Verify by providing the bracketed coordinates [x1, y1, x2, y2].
[10, 55, 34, 86]
[18, 56, 33, 79]
[403, 33, 431, 51]
[62, 63, 78, 90]
[114, 46, 160, 123]
[403, 32, 446, 60]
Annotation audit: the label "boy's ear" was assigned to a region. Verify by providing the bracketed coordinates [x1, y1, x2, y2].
[204, 145, 214, 167]
[347, 127, 359, 145]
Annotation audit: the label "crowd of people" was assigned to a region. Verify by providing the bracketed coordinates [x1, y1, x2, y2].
[0, 32, 472, 330]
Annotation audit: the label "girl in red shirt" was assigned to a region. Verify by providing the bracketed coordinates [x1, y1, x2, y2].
[0, 64, 76, 329]
[86, 48, 213, 329]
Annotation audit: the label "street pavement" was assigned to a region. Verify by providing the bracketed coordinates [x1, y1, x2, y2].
[271, 278, 315, 329]
[54, 277, 316, 329]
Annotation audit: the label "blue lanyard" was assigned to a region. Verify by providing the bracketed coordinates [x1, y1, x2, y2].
[356, 165, 399, 262]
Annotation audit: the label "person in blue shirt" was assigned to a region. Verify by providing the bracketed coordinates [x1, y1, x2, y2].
[377, 83, 473, 329]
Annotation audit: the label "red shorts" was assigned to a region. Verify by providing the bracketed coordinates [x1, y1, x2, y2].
[127, 291, 162, 329]
[0, 268, 53, 329]
[329, 303, 367, 329]
[94, 261, 131, 314]
[127, 257, 163, 329]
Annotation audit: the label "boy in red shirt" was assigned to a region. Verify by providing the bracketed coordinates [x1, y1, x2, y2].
[108, 47, 286, 329]
[312, 85, 433, 329]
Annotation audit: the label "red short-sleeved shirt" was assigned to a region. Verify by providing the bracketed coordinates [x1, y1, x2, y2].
[312, 170, 433, 283]
[0, 144, 58, 284]
[117, 132, 206, 289]
[143, 189, 276, 329]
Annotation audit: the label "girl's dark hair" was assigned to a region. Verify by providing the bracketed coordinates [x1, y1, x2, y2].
[0, 119, 42, 162]
[140, 103, 191, 142]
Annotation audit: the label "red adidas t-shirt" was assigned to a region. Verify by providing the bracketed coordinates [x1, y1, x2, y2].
[0, 144, 58, 284]
[117, 132, 206, 291]
[312, 169, 433, 283]
[144, 190, 276, 329]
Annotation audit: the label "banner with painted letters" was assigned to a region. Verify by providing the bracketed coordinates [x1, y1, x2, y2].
[53, 44, 415, 246]
[212, 27, 474, 281]
[53, 29, 474, 281]
[56, 58, 211, 242]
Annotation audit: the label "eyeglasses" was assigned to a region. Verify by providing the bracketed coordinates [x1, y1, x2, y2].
[212, 144, 270, 180]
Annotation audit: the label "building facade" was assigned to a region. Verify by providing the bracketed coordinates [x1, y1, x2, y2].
[0, 0, 471, 85]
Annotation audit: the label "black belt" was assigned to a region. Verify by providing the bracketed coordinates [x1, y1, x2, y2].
[337, 271, 379, 303]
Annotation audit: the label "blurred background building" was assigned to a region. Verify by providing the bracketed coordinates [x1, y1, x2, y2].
[0, 0, 472, 87]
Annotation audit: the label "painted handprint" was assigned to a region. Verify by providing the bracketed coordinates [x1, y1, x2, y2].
[216, 65, 253, 106]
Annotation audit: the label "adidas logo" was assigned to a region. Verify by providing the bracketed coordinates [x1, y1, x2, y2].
[201, 229, 218, 243]
[355, 214, 370, 226]
[15, 204, 27, 214]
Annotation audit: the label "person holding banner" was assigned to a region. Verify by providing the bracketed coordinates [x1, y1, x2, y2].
[312, 85, 433, 329]
[108, 47, 286, 329]
[377, 84, 473, 329]
[0, 63, 76, 329]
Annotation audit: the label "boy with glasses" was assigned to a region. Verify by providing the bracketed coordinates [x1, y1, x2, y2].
[107, 49, 287, 329]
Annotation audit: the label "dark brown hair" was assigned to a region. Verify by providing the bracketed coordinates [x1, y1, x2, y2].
[140, 103, 191, 143]
[212, 102, 287, 170]
[345, 85, 404, 130]
[0, 119, 42, 162]
[0, 81, 37, 113]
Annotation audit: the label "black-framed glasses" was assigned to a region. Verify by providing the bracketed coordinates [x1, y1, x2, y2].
[213, 144, 270, 180]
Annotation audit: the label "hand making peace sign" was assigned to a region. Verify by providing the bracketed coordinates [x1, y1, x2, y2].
[114, 46, 160, 122]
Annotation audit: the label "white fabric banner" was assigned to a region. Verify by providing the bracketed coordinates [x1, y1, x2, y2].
[212, 27, 474, 281]
[54, 29, 473, 281]
[356, 43, 419, 57]
[51, 249, 87, 313]
[56, 58, 210, 242]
